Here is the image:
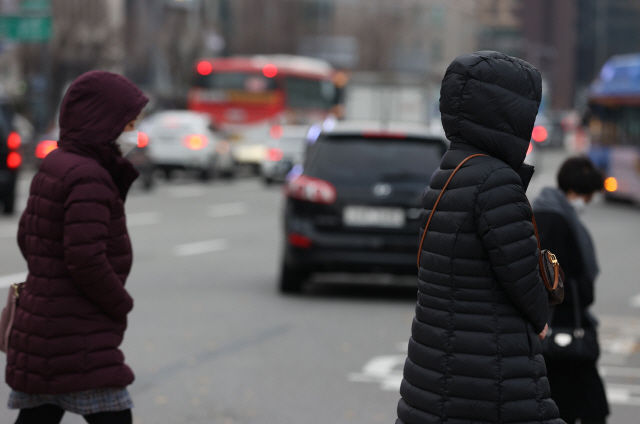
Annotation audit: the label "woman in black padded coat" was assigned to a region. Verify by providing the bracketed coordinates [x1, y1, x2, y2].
[395, 51, 564, 424]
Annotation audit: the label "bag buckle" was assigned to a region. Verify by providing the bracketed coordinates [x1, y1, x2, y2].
[547, 252, 558, 265]
[11, 283, 20, 299]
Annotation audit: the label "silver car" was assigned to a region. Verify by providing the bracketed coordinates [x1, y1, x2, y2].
[141, 110, 235, 181]
[260, 125, 309, 184]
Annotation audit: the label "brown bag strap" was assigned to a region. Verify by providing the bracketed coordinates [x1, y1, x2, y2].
[530, 209, 559, 290]
[417, 154, 487, 268]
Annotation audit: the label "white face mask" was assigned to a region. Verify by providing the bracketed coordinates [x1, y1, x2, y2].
[569, 197, 588, 215]
[115, 130, 139, 157]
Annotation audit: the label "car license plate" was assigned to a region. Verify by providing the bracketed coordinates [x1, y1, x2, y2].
[343, 206, 405, 228]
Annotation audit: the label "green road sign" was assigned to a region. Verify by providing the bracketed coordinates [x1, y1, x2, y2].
[0, 15, 51, 42]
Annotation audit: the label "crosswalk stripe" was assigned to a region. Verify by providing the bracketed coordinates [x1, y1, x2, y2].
[173, 239, 228, 257]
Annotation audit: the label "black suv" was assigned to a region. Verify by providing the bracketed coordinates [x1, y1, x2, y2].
[279, 121, 448, 293]
[0, 106, 20, 215]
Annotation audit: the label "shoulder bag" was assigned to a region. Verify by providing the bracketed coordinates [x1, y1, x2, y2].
[531, 210, 565, 305]
[0, 282, 23, 353]
[416, 154, 565, 306]
[541, 278, 599, 362]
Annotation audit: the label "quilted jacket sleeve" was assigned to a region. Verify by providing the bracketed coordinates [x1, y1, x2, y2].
[475, 167, 549, 333]
[62, 165, 133, 321]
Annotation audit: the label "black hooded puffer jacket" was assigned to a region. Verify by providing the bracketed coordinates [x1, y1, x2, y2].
[396, 51, 564, 424]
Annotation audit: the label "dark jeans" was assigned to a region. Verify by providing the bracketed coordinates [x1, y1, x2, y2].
[15, 404, 132, 424]
[564, 419, 606, 424]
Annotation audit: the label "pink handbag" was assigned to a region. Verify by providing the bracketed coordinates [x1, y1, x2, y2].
[0, 283, 23, 353]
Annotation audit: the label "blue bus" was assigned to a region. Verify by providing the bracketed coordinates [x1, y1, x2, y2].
[587, 53, 640, 202]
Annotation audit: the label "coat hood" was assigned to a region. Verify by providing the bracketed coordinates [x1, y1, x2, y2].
[57, 71, 149, 168]
[439, 51, 542, 170]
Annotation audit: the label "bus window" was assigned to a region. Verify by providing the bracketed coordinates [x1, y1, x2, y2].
[285, 77, 336, 109]
[193, 72, 278, 91]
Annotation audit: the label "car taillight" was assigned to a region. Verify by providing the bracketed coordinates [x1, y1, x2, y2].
[532, 125, 548, 143]
[362, 131, 407, 139]
[183, 134, 208, 150]
[7, 131, 20, 149]
[266, 147, 283, 162]
[286, 175, 336, 204]
[35, 140, 58, 159]
[6, 151, 21, 169]
[287, 233, 312, 249]
[138, 131, 149, 148]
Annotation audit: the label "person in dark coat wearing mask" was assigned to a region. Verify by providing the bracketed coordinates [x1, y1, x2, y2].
[533, 157, 609, 424]
[396, 51, 564, 424]
[7, 71, 148, 424]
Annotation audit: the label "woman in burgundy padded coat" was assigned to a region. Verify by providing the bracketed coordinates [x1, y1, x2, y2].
[7, 71, 148, 424]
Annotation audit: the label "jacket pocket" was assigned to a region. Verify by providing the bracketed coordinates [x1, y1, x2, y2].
[524, 319, 534, 359]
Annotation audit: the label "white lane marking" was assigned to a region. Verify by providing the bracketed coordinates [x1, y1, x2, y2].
[349, 354, 640, 406]
[0, 272, 27, 288]
[607, 384, 640, 406]
[208, 202, 247, 218]
[0, 224, 17, 238]
[174, 239, 228, 257]
[601, 336, 639, 356]
[601, 366, 640, 378]
[166, 187, 205, 199]
[127, 212, 161, 226]
[348, 354, 405, 391]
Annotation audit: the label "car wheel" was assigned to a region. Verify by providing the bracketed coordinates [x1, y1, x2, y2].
[142, 170, 154, 191]
[2, 192, 15, 215]
[278, 262, 308, 294]
[221, 163, 237, 179]
[251, 164, 261, 176]
[199, 168, 213, 182]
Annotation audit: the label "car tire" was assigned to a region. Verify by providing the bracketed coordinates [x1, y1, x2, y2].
[278, 262, 308, 294]
[251, 164, 261, 176]
[221, 163, 237, 179]
[199, 168, 214, 182]
[142, 170, 154, 191]
[221, 169, 235, 179]
[2, 192, 15, 215]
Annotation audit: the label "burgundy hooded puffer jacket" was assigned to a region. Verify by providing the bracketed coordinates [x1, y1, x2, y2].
[6, 71, 148, 394]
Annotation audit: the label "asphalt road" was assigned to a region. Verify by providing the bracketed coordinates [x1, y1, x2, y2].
[0, 150, 639, 424]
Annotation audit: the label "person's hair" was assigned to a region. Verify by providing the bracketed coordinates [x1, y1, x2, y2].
[557, 156, 604, 195]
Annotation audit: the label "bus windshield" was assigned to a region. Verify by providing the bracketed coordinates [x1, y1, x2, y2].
[589, 105, 640, 146]
[193, 72, 278, 91]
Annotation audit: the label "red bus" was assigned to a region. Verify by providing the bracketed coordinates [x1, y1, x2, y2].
[188, 55, 346, 168]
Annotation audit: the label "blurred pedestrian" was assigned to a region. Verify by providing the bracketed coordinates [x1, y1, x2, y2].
[6, 71, 148, 424]
[533, 157, 609, 424]
[396, 51, 563, 424]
